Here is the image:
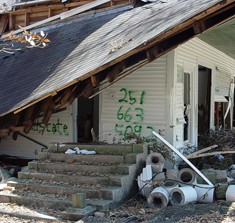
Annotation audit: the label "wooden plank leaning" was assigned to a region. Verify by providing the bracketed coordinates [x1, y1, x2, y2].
[186, 145, 218, 159]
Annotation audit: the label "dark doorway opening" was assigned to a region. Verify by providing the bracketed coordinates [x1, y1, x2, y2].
[198, 65, 211, 139]
[77, 96, 99, 143]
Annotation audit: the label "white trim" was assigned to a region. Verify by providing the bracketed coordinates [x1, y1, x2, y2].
[183, 62, 197, 146]
[166, 51, 175, 145]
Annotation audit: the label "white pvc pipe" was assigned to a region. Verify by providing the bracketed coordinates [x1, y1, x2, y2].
[169, 186, 197, 205]
[194, 184, 214, 203]
[147, 187, 169, 208]
[152, 131, 214, 186]
[226, 185, 235, 202]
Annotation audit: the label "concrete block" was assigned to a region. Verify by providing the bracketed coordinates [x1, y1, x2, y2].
[146, 152, 165, 173]
[197, 170, 216, 184]
[133, 144, 144, 153]
[48, 142, 60, 152]
[215, 183, 228, 200]
[62, 206, 96, 221]
[166, 169, 179, 181]
[124, 153, 137, 164]
[228, 170, 235, 179]
[38, 152, 49, 160]
[72, 193, 86, 208]
[215, 170, 227, 183]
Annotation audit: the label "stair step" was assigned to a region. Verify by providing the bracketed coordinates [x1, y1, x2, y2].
[7, 181, 123, 200]
[18, 171, 123, 186]
[0, 208, 59, 222]
[38, 152, 137, 164]
[0, 192, 112, 211]
[48, 143, 144, 155]
[28, 161, 132, 175]
[62, 206, 96, 221]
[0, 192, 70, 211]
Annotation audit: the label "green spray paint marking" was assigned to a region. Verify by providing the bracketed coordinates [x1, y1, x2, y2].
[115, 88, 154, 140]
[32, 118, 69, 136]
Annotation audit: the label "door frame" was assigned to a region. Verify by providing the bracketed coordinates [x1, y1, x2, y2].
[183, 62, 197, 146]
[197, 58, 215, 132]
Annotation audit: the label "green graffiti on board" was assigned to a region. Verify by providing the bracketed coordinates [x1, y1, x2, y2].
[115, 88, 155, 140]
[32, 118, 69, 136]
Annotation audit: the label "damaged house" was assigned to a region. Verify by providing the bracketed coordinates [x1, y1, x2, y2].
[0, 0, 235, 219]
[0, 0, 234, 157]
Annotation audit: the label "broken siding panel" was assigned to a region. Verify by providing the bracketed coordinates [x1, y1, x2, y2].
[215, 69, 232, 97]
[176, 38, 235, 110]
[99, 55, 167, 143]
[0, 106, 73, 159]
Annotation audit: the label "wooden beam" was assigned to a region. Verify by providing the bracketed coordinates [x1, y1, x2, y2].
[59, 88, 74, 106]
[42, 99, 56, 125]
[0, 129, 10, 137]
[186, 145, 218, 159]
[60, 0, 110, 20]
[9, 14, 14, 31]
[24, 12, 29, 27]
[193, 20, 206, 34]
[107, 61, 126, 82]
[146, 47, 159, 63]
[9, 126, 25, 132]
[90, 75, 98, 87]
[12, 0, 112, 35]
[0, 14, 9, 35]
[13, 1, 93, 14]
[48, 9, 53, 17]
[81, 82, 93, 98]
[188, 150, 235, 159]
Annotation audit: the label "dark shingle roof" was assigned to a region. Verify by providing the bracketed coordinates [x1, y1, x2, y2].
[0, 0, 225, 116]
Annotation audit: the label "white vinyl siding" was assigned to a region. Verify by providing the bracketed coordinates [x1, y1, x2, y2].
[99, 55, 167, 144]
[174, 37, 235, 148]
[0, 106, 73, 159]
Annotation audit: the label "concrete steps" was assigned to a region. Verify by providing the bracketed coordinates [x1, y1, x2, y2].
[7, 181, 123, 200]
[18, 171, 123, 186]
[0, 192, 111, 211]
[39, 152, 137, 165]
[28, 161, 133, 175]
[48, 144, 142, 155]
[0, 143, 147, 221]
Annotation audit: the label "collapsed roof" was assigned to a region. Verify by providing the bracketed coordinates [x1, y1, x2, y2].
[0, 0, 235, 136]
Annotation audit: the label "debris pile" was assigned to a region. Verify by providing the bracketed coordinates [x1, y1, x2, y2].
[137, 153, 235, 208]
[0, 155, 30, 185]
[137, 131, 235, 209]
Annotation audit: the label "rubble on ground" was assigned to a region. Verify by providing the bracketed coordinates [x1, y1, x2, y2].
[137, 130, 235, 210]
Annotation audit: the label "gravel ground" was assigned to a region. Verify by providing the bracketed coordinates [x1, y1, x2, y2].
[1, 197, 235, 222]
